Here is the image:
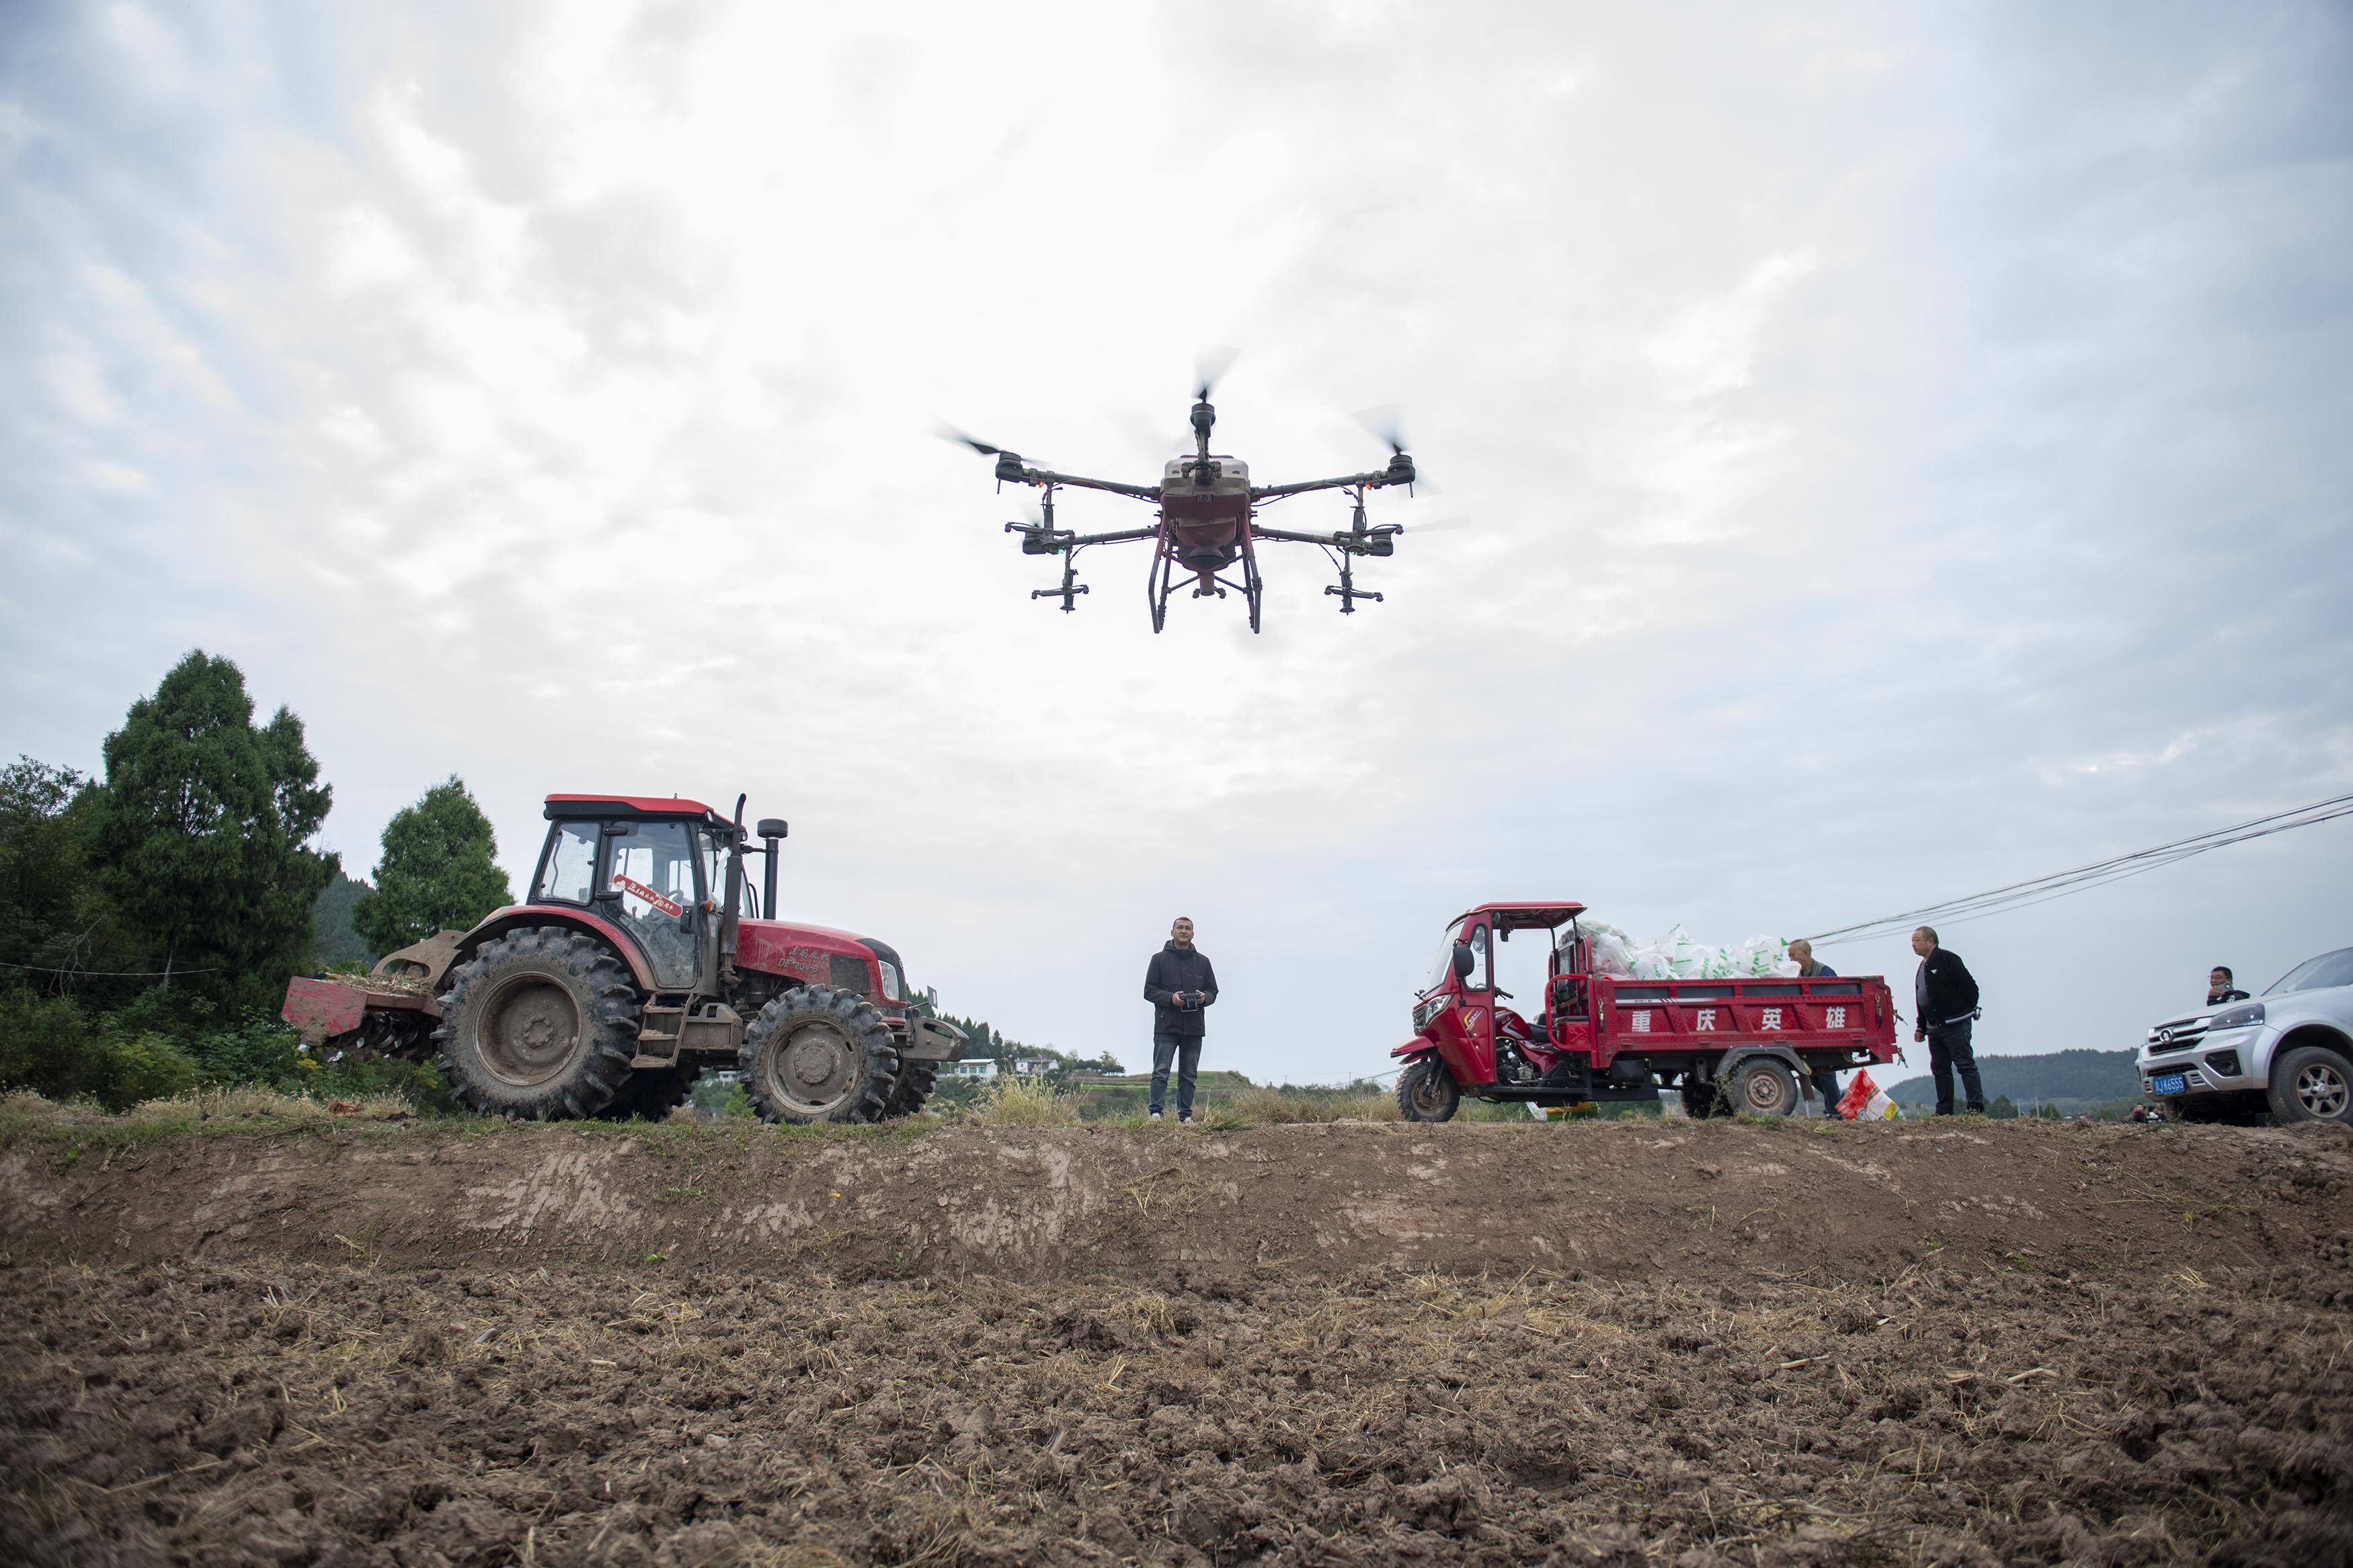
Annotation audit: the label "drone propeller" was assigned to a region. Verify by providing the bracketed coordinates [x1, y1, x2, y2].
[1396, 512, 1474, 536]
[1353, 404, 1411, 458]
[939, 425, 1015, 458]
[1194, 345, 1238, 403]
[1352, 404, 1434, 491]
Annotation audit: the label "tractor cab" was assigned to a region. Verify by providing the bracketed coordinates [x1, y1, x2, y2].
[531, 796, 736, 993]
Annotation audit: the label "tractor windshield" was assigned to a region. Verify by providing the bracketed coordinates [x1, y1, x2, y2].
[537, 821, 598, 904]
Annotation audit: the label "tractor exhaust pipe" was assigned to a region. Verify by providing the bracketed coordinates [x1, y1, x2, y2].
[756, 817, 788, 919]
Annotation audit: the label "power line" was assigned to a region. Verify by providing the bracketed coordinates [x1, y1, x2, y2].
[1806, 791, 2353, 948]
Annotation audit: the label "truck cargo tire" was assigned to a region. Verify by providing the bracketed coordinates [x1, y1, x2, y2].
[1396, 1059, 1460, 1122]
[1681, 1077, 1729, 1119]
[597, 1065, 702, 1122]
[884, 1062, 941, 1118]
[1727, 1056, 1800, 1118]
[742, 985, 901, 1124]
[2267, 1044, 2353, 1124]
[433, 927, 639, 1120]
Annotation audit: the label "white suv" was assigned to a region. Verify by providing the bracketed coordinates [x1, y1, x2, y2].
[2139, 946, 2353, 1124]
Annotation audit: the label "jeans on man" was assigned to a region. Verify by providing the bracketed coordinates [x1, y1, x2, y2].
[1812, 1069, 1843, 1117]
[1927, 1021, 1986, 1115]
[1150, 1032, 1201, 1118]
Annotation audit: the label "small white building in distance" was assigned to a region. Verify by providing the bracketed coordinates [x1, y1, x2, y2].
[1011, 1057, 1058, 1077]
[948, 1059, 998, 1081]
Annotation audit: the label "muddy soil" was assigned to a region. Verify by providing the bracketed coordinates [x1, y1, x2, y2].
[3, 1119, 2349, 1565]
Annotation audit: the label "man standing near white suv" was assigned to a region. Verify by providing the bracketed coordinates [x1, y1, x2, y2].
[2141, 947, 2353, 1124]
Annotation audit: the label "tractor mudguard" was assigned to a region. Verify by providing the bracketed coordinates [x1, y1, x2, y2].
[899, 1016, 969, 1064]
[452, 908, 659, 991]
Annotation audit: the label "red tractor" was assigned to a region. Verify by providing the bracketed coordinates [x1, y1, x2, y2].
[284, 794, 966, 1123]
[1392, 903, 1899, 1120]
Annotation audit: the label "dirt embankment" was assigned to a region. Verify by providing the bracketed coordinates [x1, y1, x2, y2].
[3, 1118, 2350, 1568]
[2, 1116, 2343, 1284]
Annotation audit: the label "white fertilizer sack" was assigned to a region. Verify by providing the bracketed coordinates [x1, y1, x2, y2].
[1575, 922, 1798, 981]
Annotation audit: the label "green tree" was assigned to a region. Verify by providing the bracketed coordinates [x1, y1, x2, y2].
[352, 777, 514, 954]
[81, 652, 338, 1009]
[1987, 1094, 2019, 1120]
[312, 871, 376, 967]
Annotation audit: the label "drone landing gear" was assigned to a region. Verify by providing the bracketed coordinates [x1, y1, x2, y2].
[1147, 535, 1172, 633]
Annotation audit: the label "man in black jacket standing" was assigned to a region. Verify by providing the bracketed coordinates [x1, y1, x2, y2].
[1143, 916, 1218, 1123]
[1912, 925, 1985, 1115]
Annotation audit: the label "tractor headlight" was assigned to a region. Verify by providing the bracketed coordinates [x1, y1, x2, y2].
[2208, 1002, 2264, 1032]
[877, 960, 904, 1003]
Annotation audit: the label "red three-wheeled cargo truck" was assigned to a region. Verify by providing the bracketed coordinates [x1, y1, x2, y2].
[1392, 903, 1899, 1120]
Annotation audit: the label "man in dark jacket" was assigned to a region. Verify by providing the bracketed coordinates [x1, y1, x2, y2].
[1142, 916, 1218, 1123]
[1911, 925, 1985, 1115]
[2207, 966, 2250, 1006]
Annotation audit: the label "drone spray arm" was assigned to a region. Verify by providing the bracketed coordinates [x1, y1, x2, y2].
[1251, 460, 1413, 500]
[1011, 466, 1160, 501]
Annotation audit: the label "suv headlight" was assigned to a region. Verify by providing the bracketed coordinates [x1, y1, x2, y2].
[877, 960, 903, 1003]
[2209, 1002, 2264, 1032]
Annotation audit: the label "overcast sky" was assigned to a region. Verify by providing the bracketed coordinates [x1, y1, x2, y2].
[5, 1, 2349, 1084]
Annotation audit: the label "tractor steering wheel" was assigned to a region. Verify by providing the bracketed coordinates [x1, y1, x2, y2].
[1493, 988, 1513, 1001]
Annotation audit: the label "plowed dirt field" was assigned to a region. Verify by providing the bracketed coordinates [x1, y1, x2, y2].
[3, 1113, 2350, 1567]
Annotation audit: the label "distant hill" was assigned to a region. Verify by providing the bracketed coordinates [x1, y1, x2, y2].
[1886, 1048, 2138, 1110]
[311, 872, 375, 967]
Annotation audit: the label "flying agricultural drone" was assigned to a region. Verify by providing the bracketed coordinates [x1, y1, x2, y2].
[945, 370, 1423, 634]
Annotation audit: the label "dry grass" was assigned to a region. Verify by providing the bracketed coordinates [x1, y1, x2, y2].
[0, 1086, 419, 1151]
[1216, 1085, 1401, 1124]
[963, 1076, 1086, 1127]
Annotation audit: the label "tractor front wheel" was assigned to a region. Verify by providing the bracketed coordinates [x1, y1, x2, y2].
[741, 985, 901, 1124]
[884, 1061, 941, 1118]
[1396, 1058, 1461, 1122]
[434, 927, 639, 1119]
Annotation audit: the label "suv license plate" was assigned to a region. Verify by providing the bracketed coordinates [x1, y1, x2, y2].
[2153, 1073, 2187, 1096]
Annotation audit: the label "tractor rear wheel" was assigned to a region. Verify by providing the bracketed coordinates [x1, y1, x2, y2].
[741, 985, 901, 1123]
[597, 1065, 703, 1122]
[434, 927, 639, 1119]
[884, 1061, 941, 1118]
[1396, 1059, 1460, 1122]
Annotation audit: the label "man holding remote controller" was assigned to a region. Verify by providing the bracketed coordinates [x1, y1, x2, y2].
[1142, 916, 1218, 1124]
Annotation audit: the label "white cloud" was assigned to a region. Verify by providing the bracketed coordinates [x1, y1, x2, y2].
[3, 0, 2349, 1086]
